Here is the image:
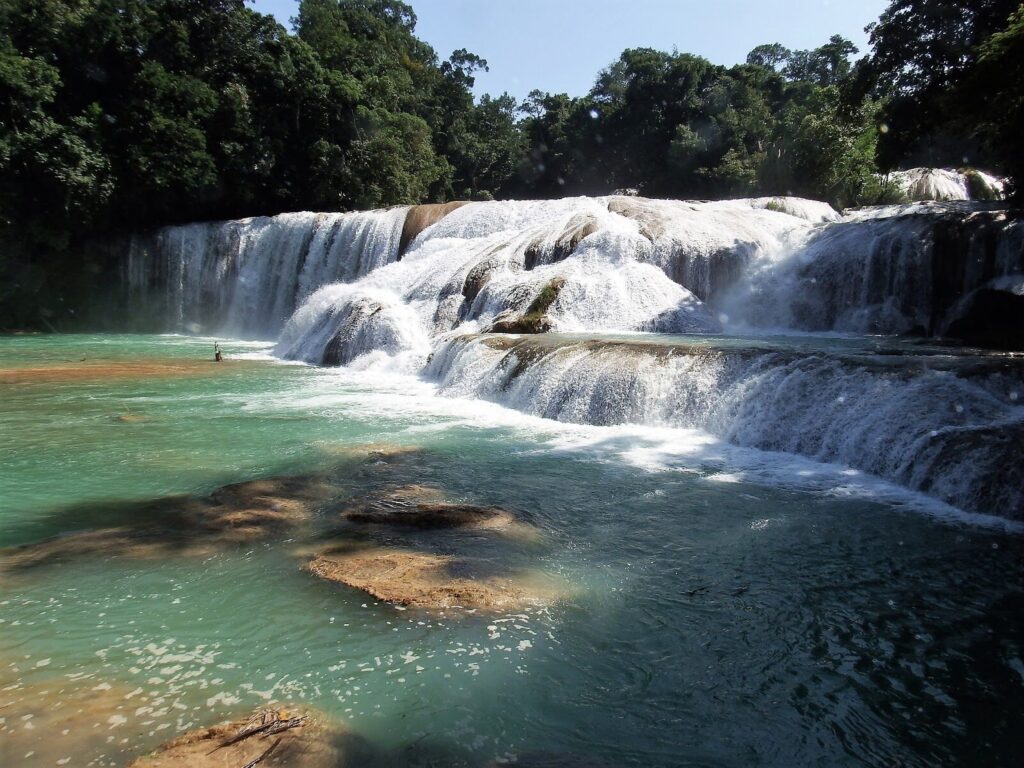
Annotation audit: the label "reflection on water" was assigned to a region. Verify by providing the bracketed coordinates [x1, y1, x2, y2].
[1, 335, 1022, 767]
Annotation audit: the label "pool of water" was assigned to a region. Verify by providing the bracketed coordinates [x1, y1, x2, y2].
[1, 334, 1022, 767]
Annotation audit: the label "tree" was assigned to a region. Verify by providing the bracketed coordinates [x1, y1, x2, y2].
[763, 86, 884, 207]
[866, 0, 1021, 170]
[783, 36, 858, 85]
[746, 43, 791, 71]
[967, 6, 1024, 196]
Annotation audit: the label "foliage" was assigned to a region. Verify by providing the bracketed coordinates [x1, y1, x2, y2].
[966, 5, 1024, 198]
[1, 0, 1022, 329]
[864, 0, 1021, 172]
[0, 0, 518, 326]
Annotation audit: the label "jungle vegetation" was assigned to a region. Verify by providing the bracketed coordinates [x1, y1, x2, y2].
[1, 0, 1021, 326]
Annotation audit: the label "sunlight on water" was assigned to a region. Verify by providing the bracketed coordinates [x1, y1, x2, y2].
[2, 334, 1022, 767]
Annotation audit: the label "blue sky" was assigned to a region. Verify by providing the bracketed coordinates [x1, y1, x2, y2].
[249, 0, 890, 101]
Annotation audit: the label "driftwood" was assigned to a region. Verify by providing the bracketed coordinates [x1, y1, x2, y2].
[210, 709, 307, 753]
[260, 716, 309, 737]
[240, 737, 282, 768]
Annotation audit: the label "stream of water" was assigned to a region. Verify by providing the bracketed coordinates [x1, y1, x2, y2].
[2, 333, 1022, 767]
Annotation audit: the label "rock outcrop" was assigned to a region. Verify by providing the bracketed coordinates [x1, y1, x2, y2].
[489, 277, 566, 334]
[128, 706, 345, 768]
[523, 214, 600, 270]
[399, 201, 470, 256]
[306, 545, 558, 611]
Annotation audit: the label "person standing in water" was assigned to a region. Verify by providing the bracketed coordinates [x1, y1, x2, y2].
[214, 343, 223, 362]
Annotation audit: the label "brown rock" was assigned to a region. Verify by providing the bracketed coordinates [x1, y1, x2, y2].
[114, 413, 148, 423]
[462, 259, 497, 308]
[524, 214, 600, 270]
[607, 196, 665, 241]
[306, 545, 560, 611]
[399, 201, 470, 256]
[0, 664, 190, 768]
[0, 359, 249, 386]
[202, 476, 335, 540]
[0, 527, 216, 572]
[314, 442, 422, 464]
[488, 277, 566, 335]
[0, 475, 338, 574]
[128, 706, 344, 768]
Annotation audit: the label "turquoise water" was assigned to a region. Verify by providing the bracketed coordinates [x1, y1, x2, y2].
[2, 335, 1022, 767]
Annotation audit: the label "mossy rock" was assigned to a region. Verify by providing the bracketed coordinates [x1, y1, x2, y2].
[961, 167, 1001, 201]
[488, 277, 565, 334]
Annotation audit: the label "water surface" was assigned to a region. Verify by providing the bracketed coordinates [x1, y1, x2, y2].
[2, 334, 1022, 767]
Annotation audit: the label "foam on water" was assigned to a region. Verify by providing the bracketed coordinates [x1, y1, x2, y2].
[427, 334, 1024, 520]
[117, 196, 1024, 522]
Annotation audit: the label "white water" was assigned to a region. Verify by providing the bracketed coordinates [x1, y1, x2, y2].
[125, 207, 408, 337]
[723, 202, 1024, 334]
[119, 195, 1024, 520]
[426, 334, 1024, 519]
[886, 167, 1006, 202]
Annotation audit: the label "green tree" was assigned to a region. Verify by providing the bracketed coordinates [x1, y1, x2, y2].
[746, 43, 791, 71]
[866, 0, 1020, 170]
[967, 6, 1024, 196]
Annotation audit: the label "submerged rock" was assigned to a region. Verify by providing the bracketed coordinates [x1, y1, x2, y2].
[202, 476, 336, 539]
[0, 527, 217, 572]
[313, 443, 426, 482]
[114, 413, 148, 423]
[0, 359, 243, 386]
[128, 706, 345, 768]
[488, 753, 622, 768]
[0, 671, 157, 767]
[315, 442, 422, 463]
[0, 475, 337, 574]
[305, 545, 560, 611]
[338, 484, 533, 536]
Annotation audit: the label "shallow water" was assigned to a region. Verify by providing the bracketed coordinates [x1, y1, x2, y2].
[2, 334, 1022, 767]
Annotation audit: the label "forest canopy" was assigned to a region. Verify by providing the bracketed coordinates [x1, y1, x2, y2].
[1, 0, 1022, 326]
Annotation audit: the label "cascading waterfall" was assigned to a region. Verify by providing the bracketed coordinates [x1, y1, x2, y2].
[885, 167, 1006, 202]
[426, 334, 1024, 519]
[723, 202, 1024, 334]
[124, 207, 408, 337]
[272, 196, 839, 365]
[119, 193, 1024, 520]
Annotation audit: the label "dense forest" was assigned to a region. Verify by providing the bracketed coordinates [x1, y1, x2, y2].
[1, 0, 1022, 327]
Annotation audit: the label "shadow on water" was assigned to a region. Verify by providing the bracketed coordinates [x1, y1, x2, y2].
[3, 413, 1024, 766]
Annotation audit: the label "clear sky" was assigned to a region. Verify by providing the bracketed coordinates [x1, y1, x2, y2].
[249, 0, 890, 101]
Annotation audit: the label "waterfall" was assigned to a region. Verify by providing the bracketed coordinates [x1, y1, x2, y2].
[124, 207, 408, 337]
[269, 196, 844, 365]
[426, 334, 1024, 519]
[117, 194, 1024, 520]
[722, 202, 1024, 334]
[121, 196, 1023, 348]
[886, 168, 1006, 202]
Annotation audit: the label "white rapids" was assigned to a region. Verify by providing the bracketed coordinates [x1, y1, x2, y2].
[119, 194, 1024, 520]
